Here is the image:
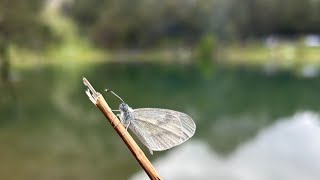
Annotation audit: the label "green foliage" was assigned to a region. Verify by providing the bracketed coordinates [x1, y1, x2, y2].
[69, 0, 214, 48]
[227, 0, 320, 38]
[68, 0, 320, 48]
[0, 0, 56, 49]
[0, 0, 58, 82]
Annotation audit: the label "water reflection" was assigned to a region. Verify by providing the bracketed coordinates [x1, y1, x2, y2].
[131, 111, 320, 180]
[2, 63, 320, 179]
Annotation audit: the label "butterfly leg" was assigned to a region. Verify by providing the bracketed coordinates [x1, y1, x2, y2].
[125, 121, 131, 130]
[114, 114, 130, 131]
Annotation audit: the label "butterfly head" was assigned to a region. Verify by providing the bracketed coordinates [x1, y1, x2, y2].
[119, 102, 129, 112]
[119, 102, 134, 124]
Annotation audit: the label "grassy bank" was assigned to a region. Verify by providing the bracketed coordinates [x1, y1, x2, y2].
[9, 41, 320, 71]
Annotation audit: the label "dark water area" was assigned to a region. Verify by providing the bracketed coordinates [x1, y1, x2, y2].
[1, 62, 320, 179]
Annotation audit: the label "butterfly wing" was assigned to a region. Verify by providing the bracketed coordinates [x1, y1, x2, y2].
[129, 108, 196, 153]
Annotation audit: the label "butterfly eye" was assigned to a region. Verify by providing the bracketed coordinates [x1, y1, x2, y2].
[119, 103, 127, 111]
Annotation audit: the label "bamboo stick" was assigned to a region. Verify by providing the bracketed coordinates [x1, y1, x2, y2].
[83, 77, 162, 180]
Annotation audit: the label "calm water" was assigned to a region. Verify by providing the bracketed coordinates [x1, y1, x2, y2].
[1, 62, 320, 179]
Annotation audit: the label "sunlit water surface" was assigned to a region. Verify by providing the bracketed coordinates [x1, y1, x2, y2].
[131, 111, 320, 180]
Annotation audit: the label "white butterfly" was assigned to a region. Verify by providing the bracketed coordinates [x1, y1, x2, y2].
[105, 90, 196, 154]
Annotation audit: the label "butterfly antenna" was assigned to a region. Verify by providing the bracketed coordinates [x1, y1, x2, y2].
[105, 89, 125, 102]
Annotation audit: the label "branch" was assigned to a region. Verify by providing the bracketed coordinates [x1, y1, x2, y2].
[83, 77, 162, 180]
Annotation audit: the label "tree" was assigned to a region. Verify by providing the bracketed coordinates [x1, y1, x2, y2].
[68, 0, 320, 47]
[0, 0, 54, 82]
[68, 0, 215, 48]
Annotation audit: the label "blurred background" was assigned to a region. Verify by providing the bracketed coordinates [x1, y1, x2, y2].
[1, 0, 320, 179]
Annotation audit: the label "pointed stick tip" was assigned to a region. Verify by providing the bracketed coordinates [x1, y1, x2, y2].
[83, 77, 88, 85]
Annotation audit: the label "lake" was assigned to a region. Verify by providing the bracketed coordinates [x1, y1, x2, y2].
[1, 62, 320, 180]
